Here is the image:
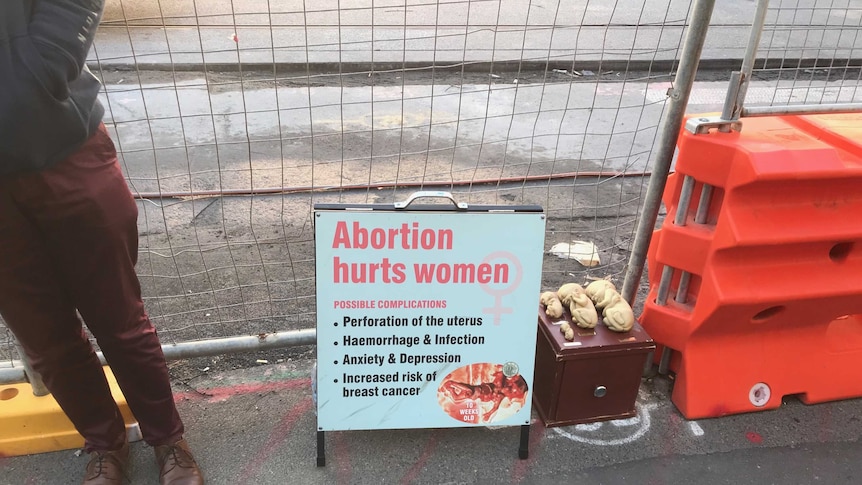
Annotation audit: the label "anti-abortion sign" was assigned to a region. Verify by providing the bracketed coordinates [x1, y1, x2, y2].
[315, 205, 545, 431]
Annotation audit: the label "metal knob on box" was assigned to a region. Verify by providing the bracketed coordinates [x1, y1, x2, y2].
[594, 386, 607, 398]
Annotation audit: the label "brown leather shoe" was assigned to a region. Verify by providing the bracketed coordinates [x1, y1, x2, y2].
[154, 439, 204, 485]
[82, 442, 129, 484]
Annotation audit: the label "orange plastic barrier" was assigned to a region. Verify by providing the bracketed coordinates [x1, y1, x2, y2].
[641, 113, 862, 419]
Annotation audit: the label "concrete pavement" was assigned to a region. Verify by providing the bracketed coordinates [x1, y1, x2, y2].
[3, 357, 862, 484]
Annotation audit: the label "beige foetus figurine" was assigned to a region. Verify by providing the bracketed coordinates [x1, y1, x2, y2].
[601, 292, 635, 332]
[558, 321, 575, 341]
[585, 279, 618, 308]
[585, 279, 634, 332]
[539, 291, 564, 319]
[555, 283, 581, 306]
[557, 283, 598, 329]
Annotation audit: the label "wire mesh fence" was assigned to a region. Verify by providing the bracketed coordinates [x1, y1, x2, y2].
[2, 0, 861, 370]
[90, 0, 685, 347]
[749, 0, 862, 107]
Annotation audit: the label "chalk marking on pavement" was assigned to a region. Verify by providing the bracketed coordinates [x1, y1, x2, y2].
[552, 401, 659, 446]
[575, 422, 602, 431]
[335, 431, 352, 485]
[689, 421, 705, 437]
[174, 378, 309, 403]
[511, 420, 547, 484]
[399, 431, 440, 485]
[611, 416, 640, 427]
[236, 397, 314, 483]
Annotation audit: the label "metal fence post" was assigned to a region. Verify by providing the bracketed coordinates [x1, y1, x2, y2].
[671, 0, 771, 307]
[12, 340, 50, 396]
[725, 0, 771, 121]
[620, 0, 717, 305]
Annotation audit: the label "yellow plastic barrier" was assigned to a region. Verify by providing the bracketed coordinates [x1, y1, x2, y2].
[0, 367, 138, 456]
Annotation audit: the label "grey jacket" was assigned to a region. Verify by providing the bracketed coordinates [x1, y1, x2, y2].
[0, 0, 105, 176]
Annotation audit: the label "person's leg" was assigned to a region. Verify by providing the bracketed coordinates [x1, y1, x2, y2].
[0, 182, 126, 453]
[10, 125, 185, 447]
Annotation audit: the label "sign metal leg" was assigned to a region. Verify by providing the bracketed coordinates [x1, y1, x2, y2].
[518, 424, 530, 459]
[317, 430, 326, 467]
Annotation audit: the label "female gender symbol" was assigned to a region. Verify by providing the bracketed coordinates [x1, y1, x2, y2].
[479, 251, 523, 325]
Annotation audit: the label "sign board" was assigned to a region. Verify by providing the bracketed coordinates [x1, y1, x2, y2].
[314, 194, 545, 432]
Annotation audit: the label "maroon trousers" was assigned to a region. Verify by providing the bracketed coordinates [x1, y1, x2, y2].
[0, 125, 183, 452]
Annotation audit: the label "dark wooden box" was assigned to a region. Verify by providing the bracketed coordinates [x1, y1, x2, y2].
[532, 304, 655, 427]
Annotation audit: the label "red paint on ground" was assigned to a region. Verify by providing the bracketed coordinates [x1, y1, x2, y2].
[334, 431, 352, 485]
[511, 423, 546, 484]
[399, 431, 440, 485]
[646, 412, 683, 485]
[745, 431, 763, 444]
[174, 378, 310, 403]
[235, 397, 314, 483]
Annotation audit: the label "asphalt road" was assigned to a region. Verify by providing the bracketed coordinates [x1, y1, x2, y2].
[92, 0, 862, 68]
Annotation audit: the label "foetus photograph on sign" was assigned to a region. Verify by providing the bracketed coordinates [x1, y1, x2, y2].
[437, 362, 529, 424]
